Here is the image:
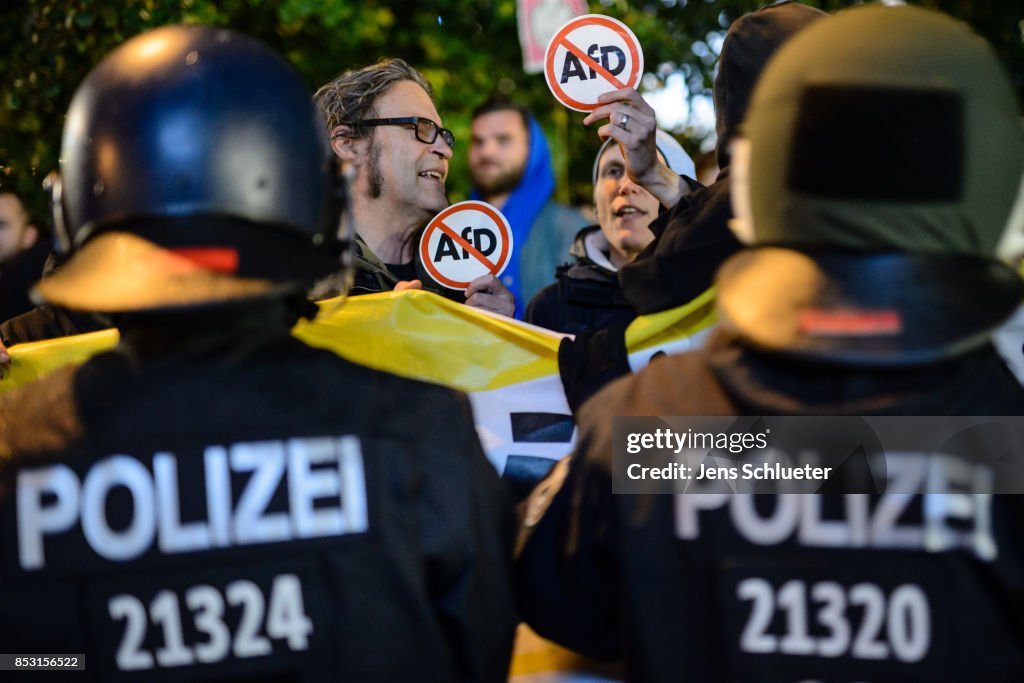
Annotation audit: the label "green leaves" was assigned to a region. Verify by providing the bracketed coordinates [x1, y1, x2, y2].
[1, 0, 1019, 221]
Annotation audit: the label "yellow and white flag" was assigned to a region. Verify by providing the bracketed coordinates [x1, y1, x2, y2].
[1, 288, 716, 681]
[2, 289, 716, 475]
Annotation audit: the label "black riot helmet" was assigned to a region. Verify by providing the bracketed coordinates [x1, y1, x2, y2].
[719, 5, 1024, 364]
[37, 25, 346, 312]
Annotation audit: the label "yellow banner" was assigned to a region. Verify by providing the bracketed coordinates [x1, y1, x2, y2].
[2, 288, 716, 682]
[2, 289, 716, 394]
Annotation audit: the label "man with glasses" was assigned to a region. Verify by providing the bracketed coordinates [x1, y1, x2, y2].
[316, 59, 515, 316]
[0, 26, 516, 681]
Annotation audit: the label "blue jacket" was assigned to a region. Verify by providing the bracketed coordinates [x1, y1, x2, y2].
[473, 117, 587, 318]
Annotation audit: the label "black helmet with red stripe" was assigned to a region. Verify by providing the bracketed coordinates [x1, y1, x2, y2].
[38, 25, 345, 312]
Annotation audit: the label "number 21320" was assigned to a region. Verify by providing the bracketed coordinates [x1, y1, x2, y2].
[737, 578, 930, 663]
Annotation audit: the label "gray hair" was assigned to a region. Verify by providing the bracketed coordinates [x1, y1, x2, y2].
[314, 58, 433, 136]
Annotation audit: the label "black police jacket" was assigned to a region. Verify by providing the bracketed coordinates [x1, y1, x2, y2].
[0, 302, 516, 682]
[517, 328, 1024, 682]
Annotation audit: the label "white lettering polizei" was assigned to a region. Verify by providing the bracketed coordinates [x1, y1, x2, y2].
[15, 436, 370, 570]
[81, 455, 158, 561]
[674, 452, 997, 560]
[17, 466, 80, 570]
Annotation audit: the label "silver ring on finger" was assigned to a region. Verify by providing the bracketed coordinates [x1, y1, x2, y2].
[616, 112, 630, 131]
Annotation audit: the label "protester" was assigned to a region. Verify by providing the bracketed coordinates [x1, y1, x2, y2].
[556, 0, 826, 413]
[0, 26, 516, 681]
[618, 0, 828, 312]
[0, 193, 94, 376]
[0, 254, 107, 378]
[469, 97, 589, 317]
[1, 62, 521, 373]
[0, 191, 48, 322]
[517, 6, 1024, 681]
[525, 131, 694, 334]
[315, 60, 515, 316]
[0, 192, 38, 264]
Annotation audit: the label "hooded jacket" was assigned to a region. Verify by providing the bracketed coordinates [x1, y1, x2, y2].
[471, 117, 588, 318]
[555, 2, 828, 413]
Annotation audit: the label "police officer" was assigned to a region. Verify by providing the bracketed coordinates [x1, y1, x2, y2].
[516, 6, 1024, 681]
[0, 26, 515, 682]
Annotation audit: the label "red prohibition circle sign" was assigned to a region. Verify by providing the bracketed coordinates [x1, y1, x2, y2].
[419, 201, 513, 291]
[544, 15, 643, 112]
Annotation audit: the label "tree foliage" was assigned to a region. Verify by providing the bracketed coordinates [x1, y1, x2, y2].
[1, 0, 1021, 224]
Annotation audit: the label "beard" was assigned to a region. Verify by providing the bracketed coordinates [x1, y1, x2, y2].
[471, 162, 524, 198]
[365, 138, 446, 223]
[367, 140, 384, 199]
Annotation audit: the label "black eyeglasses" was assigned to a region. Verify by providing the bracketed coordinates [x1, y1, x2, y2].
[357, 117, 455, 149]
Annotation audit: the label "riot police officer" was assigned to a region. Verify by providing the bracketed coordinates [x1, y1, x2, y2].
[0, 25, 515, 682]
[517, 6, 1024, 681]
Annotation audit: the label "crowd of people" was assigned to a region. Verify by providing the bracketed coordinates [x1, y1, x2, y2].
[0, 1, 1022, 681]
